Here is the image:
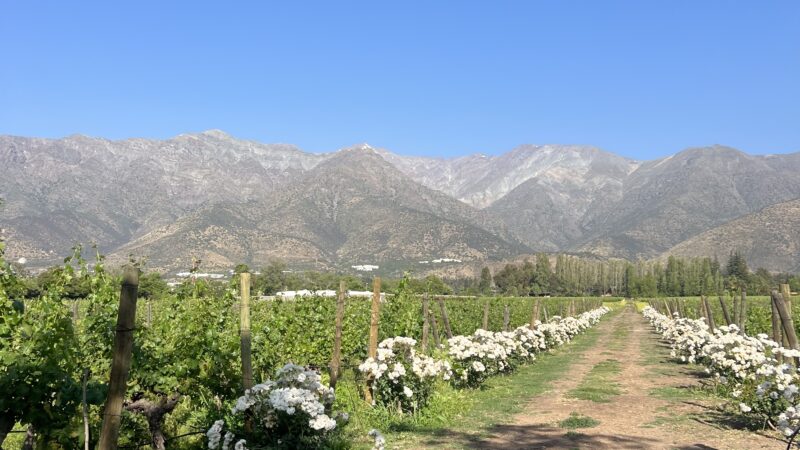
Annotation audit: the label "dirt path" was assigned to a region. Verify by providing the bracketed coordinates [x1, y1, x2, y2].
[466, 306, 783, 450]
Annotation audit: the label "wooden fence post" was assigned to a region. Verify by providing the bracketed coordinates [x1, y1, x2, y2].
[329, 280, 346, 389]
[420, 294, 430, 351]
[701, 296, 716, 331]
[82, 368, 90, 450]
[365, 277, 381, 404]
[368, 277, 381, 357]
[503, 305, 510, 331]
[773, 290, 800, 365]
[530, 299, 540, 328]
[771, 295, 783, 348]
[482, 300, 490, 330]
[718, 295, 732, 326]
[429, 311, 441, 349]
[98, 266, 139, 450]
[781, 284, 794, 342]
[240, 272, 253, 391]
[664, 300, 673, 317]
[739, 288, 747, 334]
[437, 297, 454, 339]
[779, 285, 795, 351]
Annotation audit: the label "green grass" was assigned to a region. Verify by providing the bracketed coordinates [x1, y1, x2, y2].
[566, 359, 622, 402]
[559, 412, 600, 429]
[641, 412, 690, 428]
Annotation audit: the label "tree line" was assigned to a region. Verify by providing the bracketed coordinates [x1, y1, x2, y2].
[457, 251, 800, 297]
[8, 251, 799, 302]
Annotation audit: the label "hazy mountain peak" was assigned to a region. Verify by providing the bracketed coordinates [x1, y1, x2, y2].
[199, 129, 233, 139]
[4, 131, 800, 273]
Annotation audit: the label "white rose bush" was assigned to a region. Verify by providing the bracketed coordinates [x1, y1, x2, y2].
[365, 306, 611, 392]
[207, 363, 347, 449]
[642, 306, 800, 446]
[209, 305, 611, 448]
[448, 307, 609, 388]
[358, 336, 452, 412]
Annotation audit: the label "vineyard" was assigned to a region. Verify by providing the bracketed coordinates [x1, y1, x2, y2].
[6, 247, 800, 448]
[641, 291, 800, 341]
[0, 250, 616, 449]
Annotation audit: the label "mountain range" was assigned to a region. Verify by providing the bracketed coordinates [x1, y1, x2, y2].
[2, 130, 799, 274]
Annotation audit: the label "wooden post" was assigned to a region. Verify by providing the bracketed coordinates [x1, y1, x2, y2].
[240, 272, 253, 391]
[663, 300, 673, 317]
[329, 280, 346, 389]
[368, 277, 381, 358]
[739, 288, 747, 334]
[437, 297, 454, 339]
[778, 286, 796, 353]
[732, 293, 740, 328]
[365, 277, 381, 404]
[718, 295, 732, 326]
[147, 300, 152, 327]
[782, 284, 794, 343]
[482, 300, 490, 330]
[543, 306, 549, 322]
[429, 311, 441, 348]
[773, 290, 800, 365]
[503, 304, 510, 331]
[98, 266, 139, 450]
[702, 296, 715, 331]
[771, 295, 783, 347]
[82, 368, 90, 450]
[421, 294, 430, 351]
[530, 299, 540, 328]
[72, 301, 79, 322]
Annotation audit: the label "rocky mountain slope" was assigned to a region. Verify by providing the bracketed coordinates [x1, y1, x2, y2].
[663, 198, 800, 272]
[0, 131, 322, 262]
[576, 146, 800, 259]
[2, 131, 799, 273]
[109, 147, 528, 270]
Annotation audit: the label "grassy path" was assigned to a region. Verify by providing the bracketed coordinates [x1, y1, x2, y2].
[394, 305, 784, 450]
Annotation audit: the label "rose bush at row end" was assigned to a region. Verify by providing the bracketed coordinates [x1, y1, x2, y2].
[207, 363, 348, 450]
[642, 306, 800, 445]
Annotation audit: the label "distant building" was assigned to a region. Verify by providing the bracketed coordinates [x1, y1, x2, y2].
[274, 289, 385, 301]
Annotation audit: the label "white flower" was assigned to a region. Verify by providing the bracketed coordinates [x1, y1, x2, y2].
[222, 432, 235, 450]
[403, 386, 413, 397]
[207, 420, 224, 449]
[309, 414, 337, 431]
[739, 403, 752, 413]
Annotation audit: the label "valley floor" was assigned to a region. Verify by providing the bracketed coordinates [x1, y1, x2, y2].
[385, 307, 783, 450]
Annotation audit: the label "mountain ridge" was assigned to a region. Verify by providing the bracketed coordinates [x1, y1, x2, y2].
[2, 130, 799, 273]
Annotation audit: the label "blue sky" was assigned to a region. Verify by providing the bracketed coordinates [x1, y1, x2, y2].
[1, 1, 798, 159]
